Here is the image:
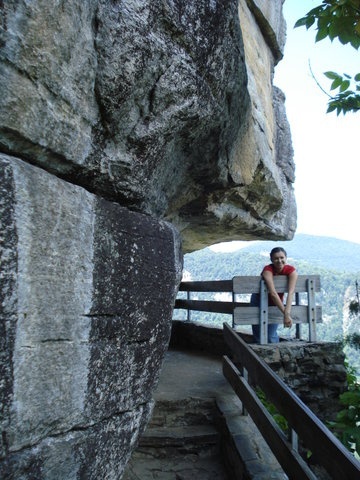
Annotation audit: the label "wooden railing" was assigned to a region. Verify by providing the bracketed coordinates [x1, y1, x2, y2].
[174, 275, 322, 343]
[223, 323, 360, 479]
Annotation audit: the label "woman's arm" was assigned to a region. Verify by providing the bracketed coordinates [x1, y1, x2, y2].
[262, 270, 285, 312]
[284, 270, 298, 319]
[262, 269, 298, 327]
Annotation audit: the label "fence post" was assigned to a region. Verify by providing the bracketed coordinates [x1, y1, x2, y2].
[187, 290, 191, 322]
[307, 278, 316, 341]
[242, 367, 249, 416]
[259, 279, 268, 344]
[295, 292, 301, 340]
[291, 429, 299, 453]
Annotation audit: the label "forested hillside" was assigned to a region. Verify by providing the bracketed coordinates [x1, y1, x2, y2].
[177, 234, 360, 373]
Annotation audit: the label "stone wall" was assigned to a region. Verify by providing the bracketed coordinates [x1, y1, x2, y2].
[252, 341, 348, 423]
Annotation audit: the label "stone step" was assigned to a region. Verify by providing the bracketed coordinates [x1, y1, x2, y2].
[123, 450, 230, 480]
[125, 422, 227, 479]
[148, 397, 217, 429]
[138, 424, 220, 448]
[123, 397, 230, 479]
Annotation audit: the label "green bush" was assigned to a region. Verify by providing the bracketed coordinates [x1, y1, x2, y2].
[328, 362, 360, 458]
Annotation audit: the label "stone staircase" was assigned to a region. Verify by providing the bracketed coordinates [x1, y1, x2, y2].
[122, 397, 230, 480]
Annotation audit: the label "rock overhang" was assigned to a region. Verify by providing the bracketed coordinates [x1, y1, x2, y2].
[0, 0, 296, 253]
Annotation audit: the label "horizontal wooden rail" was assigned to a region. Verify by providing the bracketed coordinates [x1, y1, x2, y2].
[178, 280, 233, 292]
[233, 305, 322, 325]
[233, 275, 321, 294]
[175, 301, 323, 324]
[223, 323, 360, 479]
[175, 299, 247, 315]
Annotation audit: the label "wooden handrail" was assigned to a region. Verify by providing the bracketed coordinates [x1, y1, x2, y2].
[175, 299, 247, 314]
[233, 275, 321, 294]
[176, 276, 321, 294]
[178, 280, 233, 292]
[223, 323, 360, 479]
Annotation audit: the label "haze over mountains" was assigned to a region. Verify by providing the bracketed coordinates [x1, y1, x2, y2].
[185, 234, 360, 277]
[235, 234, 360, 273]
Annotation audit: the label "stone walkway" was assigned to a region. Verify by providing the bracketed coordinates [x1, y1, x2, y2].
[123, 348, 287, 480]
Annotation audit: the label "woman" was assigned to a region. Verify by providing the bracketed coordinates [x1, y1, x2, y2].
[252, 247, 298, 343]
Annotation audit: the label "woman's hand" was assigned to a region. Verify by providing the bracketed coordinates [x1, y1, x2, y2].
[283, 311, 292, 328]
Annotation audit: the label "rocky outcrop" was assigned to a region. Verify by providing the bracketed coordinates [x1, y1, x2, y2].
[0, 0, 294, 253]
[0, 154, 182, 478]
[0, 0, 295, 478]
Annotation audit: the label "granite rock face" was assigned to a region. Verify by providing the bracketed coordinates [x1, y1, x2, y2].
[0, 0, 295, 252]
[0, 0, 295, 478]
[0, 154, 182, 478]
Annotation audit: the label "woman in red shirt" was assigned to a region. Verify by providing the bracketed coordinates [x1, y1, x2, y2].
[252, 247, 298, 343]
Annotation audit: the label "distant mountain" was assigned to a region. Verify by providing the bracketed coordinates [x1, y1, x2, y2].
[183, 234, 360, 280]
[234, 234, 360, 273]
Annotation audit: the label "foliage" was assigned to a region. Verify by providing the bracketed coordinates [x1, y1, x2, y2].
[294, 0, 360, 115]
[328, 362, 360, 456]
[348, 280, 360, 316]
[255, 388, 289, 433]
[349, 299, 360, 315]
[294, 0, 360, 48]
[343, 332, 360, 349]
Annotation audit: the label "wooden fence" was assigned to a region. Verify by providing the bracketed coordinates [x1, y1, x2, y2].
[175, 275, 322, 343]
[223, 323, 360, 479]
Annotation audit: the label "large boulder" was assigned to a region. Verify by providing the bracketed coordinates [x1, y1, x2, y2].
[0, 0, 295, 252]
[0, 154, 182, 478]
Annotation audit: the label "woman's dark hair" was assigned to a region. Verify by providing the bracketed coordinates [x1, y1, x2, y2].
[270, 247, 287, 260]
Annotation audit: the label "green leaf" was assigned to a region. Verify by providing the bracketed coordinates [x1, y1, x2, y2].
[340, 80, 351, 92]
[306, 17, 316, 29]
[316, 27, 330, 41]
[296, 1, 360, 115]
[331, 77, 343, 89]
[327, 103, 337, 113]
[318, 15, 331, 29]
[350, 35, 360, 49]
[294, 17, 307, 28]
[324, 71, 341, 79]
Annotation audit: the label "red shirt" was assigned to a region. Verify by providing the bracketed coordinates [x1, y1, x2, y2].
[262, 264, 296, 305]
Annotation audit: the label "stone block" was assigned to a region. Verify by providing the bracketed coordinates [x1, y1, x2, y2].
[0, 154, 182, 477]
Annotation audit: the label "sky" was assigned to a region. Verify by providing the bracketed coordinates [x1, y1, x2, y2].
[212, 0, 359, 252]
[275, 0, 359, 245]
